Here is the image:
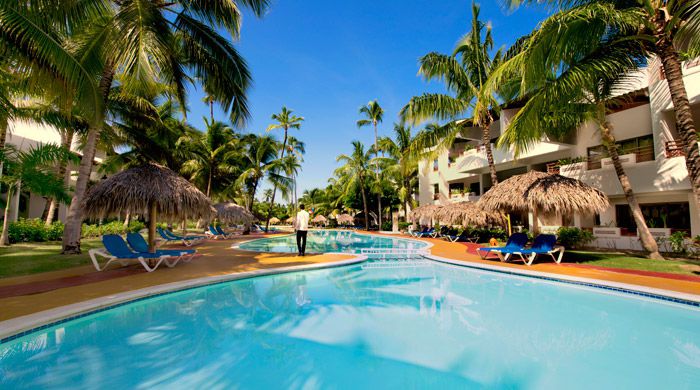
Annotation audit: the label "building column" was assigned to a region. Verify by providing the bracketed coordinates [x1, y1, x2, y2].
[690, 193, 700, 237]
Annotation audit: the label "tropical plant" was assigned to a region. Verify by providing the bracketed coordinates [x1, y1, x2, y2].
[236, 134, 285, 212]
[377, 124, 419, 218]
[335, 141, 373, 230]
[504, 0, 700, 219]
[492, 5, 664, 259]
[0, 144, 77, 245]
[265, 107, 304, 229]
[178, 118, 242, 198]
[401, 3, 516, 187]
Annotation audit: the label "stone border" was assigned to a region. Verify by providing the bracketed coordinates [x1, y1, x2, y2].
[0, 254, 367, 342]
[425, 253, 700, 306]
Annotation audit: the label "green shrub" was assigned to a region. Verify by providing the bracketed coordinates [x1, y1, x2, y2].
[7, 218, 64, 243]
[668, 231, 689, 254]
[381, 221, 392, 231]
[556, 227, 594, 249]
[398, 222, 411, 231]
[81, 221, 145, 238]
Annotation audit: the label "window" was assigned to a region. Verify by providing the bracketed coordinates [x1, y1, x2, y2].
[432, 159, 438, 171]
[469, 182, 480, 195]
[433, 184, 439, 200]
[449, 183, 464, 196]
[587, 134, 654, 169]
[616, 202, 690, 232]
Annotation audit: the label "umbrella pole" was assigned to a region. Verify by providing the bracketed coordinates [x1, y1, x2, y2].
[532, 208, 539, 236]
[148, 202, 157, 253]
[505, 213, 512, 236]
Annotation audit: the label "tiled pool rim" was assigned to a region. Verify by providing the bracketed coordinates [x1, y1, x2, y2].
[2, 239, 700, 344]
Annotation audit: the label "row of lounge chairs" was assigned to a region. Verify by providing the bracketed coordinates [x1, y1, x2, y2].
[477, 233, 564, 266]
[89, 233, 197, 272]
[409, 226, 478, 243]
[157, 227, 206, 246]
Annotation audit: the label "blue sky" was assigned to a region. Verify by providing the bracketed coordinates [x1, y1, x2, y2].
[186, 0, 549, 196]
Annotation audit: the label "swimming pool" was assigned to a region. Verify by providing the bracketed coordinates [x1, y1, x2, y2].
[237, 230, 429, 253]
[1, 259, 698, 388]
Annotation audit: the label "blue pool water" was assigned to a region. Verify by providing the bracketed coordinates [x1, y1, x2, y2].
[238, 230, 429, 253]
[1, 259, 699, 389]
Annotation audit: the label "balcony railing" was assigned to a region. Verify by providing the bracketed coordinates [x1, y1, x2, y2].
[587, 144, 654, 170]
[546, 162, 560, 174]
[665, 140, 686, 158]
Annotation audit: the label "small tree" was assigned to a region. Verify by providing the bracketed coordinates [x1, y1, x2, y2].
[0, 144, 76, 245]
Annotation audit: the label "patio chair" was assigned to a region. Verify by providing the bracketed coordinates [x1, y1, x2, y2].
[477, 233, 529, 261]
[88, 234, 179, 272]
[157, 227, 205, 246]
[413, 227, 435, 238]
[216, 225, 238, 238]
[443, 229, 473, 243]
[511, 234, 565, 266]
[126, 233, 196, 264]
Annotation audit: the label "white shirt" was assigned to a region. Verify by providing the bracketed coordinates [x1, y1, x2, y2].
[295, 210, 310, 231]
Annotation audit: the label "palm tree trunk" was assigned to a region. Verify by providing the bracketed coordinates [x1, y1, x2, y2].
[360, 177, 369, 230]
[600, 122, 663, 259]
[655, 37, 700, 210]
[62, 66, 114, 254]
[373, 122, 382, 228]
[1, 186, 13, 246]
[206, 168, 212, 197]
[482, 125, 498, 186]
[265, 128, 289, 230]
[123, 212, 130, 228]
[209, 100, 214, 122]
[45, 129, 74, 226]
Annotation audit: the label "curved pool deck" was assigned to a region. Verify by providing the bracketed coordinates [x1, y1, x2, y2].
[1, 231, 699, 340]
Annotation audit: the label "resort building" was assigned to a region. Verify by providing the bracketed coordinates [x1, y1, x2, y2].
[417, 58, 700, 251]
[3, 121, 105, 223]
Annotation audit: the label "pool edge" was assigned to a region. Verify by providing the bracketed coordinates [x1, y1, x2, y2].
[425, 253, 700, 306]
[0, 254, 368, 343]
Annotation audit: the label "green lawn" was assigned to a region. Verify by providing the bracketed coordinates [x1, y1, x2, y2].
[0, 239, 102, 278]
[563, 250, 700, 277]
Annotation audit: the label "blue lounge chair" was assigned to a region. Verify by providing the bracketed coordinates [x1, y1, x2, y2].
[206, 225, 235, 239]
[126, 233, 196, 264]
[442, 230, 476, 243]
[516, 234, 564, 266]
[157, 227, 204, 246]
[413, 227, 435, 238]
[477, 233, 529, 261]
[88, 234, 179, 272]
[216, 225, 237, 238]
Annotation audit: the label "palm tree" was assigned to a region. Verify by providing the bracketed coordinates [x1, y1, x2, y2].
[285, 136, 306, 212]
[265, 107, 304, 230]
[0, 144, 77, 245]
[178, 118, 242, 198]
[401, 3, 514, 187]
[494, 13, 663, 259]
[505, 0, 700, 215]
[336, 141, 372, 230]
[0, 0, 270, 253]
[237, 134, 285, 212]
[377, 124, 418, 219]
[357, 100, 385, 226]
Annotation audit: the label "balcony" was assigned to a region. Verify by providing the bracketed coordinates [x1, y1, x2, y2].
[587, 144, 654, 170]
[448, 192, 480, 203]
[456, 141, 572, 173]
[665, 140, 685, 158]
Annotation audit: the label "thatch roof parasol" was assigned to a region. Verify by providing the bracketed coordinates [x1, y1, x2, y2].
[214, 202, 255, 224]
[269, 217, 280, 225]
[311, 214, 327, 224]
[82, 163, 214, 251]
[285, 216, 295, 224]
[336, 213, 354, 225]
[434, 202, 505, 227]
[478, 170, 609, 232]
[408, 204, 443, 223]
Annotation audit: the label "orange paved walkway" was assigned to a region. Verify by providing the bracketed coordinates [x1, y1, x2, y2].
[0, 236, 353, 321]
[1, 232, 699, 322]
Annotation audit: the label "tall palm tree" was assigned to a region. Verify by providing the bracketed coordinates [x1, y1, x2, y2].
[494, 10, 663, 258]
[178, 118, 242, 198]
[336, 141, 372, 230]
[401, 3, 513, 187]
[377, 124, 418, 219]
[505, 0, 700, 215]
[285, 136, 306, 211]
[265, 107, 304, 230]
[0, 144, 77, 245]
[0, 0, 270, 253]
[357, 100, 385, 227]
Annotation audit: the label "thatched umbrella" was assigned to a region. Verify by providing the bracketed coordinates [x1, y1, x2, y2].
[311, 214, 327, 225]
[478, 170, 609, 233]
[269, 217, 280, 225]
[285, 216, 295, 224]
[214, 202, 255, 225]
[336, 213, 354, 225]
[434, 202, 505, 227]
[408, 204, 443, 225]
[83, 163, 214, 252]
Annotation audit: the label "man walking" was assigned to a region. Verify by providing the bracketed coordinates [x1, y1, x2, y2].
[294, 204, 310, 256]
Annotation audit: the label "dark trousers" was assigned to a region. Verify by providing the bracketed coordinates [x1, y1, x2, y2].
[296, 230, 308, 254]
